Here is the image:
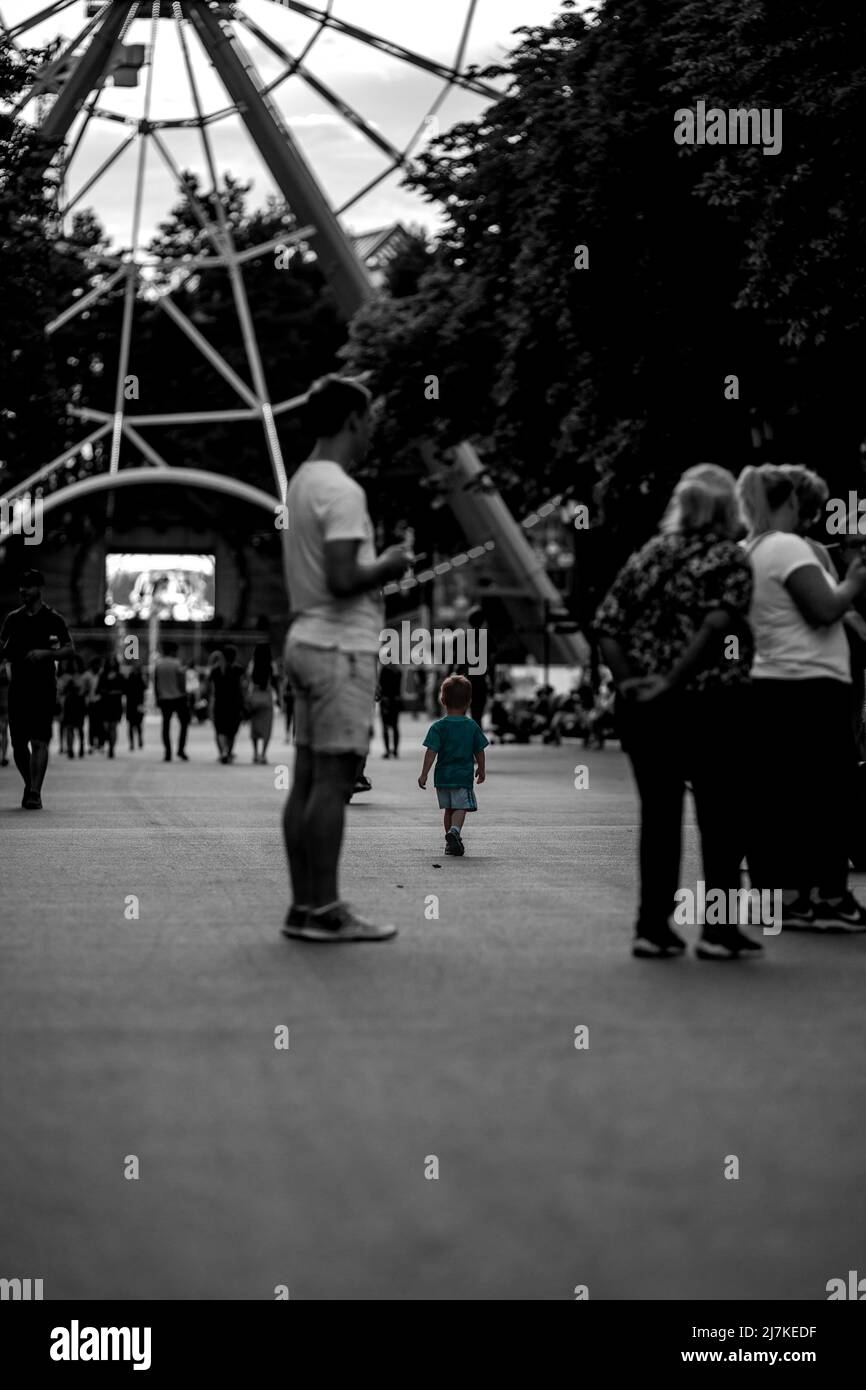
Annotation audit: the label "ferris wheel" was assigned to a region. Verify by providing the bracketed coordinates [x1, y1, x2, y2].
[0, 1, 582, 660]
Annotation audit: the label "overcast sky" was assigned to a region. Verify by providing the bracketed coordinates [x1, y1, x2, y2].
[5, 0, 569, 246]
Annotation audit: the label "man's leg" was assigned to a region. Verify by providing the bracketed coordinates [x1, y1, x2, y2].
[283, 745, 314, 908]
[11, 728, 31, 789]
[176, 699, 190, 757]
[29, 738, 49, 794]
[450, 809, 467, 833]
[304, 751, 360, 908]
[159, 700, 172, 758]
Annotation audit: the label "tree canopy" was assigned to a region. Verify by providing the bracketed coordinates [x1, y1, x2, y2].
[343, 0, 866, 606]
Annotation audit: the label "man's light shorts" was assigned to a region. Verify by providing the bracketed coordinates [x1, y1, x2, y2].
[285, 640, 376, 756]
[436, 786, 477, 812]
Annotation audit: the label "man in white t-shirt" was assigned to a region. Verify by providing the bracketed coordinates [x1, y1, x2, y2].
[282, 375, 410, 943]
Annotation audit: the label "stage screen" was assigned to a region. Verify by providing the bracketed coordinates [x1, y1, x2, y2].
[105, 553, 216, 622]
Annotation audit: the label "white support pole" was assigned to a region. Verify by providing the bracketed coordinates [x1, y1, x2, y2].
[156, 297, 260, 410]
[122, 409, 260, 425]
[108, 4, 162, 477]
[121, 421, 170, 468]
[177, 5, 288, 501]
[12, 0, 112, 115]
[45, 264, 127, 336]
[230, 227, 315, 266]
[67, 406, 112, 422]
[4, 0, 77, 42]
[109, 262, 138, 474]
[59, 131, 137, 220]
[0, 423, 112, 505]
[271, 392, 310, 416]
[149, 129, 226, 259]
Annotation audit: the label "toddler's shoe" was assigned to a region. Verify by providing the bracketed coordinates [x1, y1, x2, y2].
[445, 827, 465, 856]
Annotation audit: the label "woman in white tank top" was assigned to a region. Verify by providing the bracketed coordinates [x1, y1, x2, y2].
[737, 464, 866, 929]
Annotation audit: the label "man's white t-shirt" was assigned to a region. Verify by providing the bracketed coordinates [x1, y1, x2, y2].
[285, 460, 383, 654]
[746, 531, 850, 682]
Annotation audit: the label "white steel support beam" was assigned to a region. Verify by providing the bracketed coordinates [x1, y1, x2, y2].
[0, 423, 112, 506]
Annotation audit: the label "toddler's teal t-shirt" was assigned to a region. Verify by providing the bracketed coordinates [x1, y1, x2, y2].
[423, 715, 489, 787]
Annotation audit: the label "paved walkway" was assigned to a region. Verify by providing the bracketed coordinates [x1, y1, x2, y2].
[1, 714, 864, 1299]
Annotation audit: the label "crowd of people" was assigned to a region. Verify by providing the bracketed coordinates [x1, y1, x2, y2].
[0, 614, 288, 776]
[3, 376, 866, 959]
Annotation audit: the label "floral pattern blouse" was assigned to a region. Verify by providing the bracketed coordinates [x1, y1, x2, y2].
[594, 531, 754, 691]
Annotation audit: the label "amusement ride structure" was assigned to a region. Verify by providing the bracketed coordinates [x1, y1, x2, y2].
[0, 1, 580, 657]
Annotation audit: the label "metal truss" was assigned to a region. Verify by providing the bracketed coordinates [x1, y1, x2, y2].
[0, 2, 582, 659]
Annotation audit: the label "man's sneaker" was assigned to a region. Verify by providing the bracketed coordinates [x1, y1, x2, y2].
[445, 828, 465, 856]
[812, 892, 866, 932]
[696, 928, 763, 960]
[23, 790, 43, 810]
[780, 893, 816, 929]
[281, 906, 310, 938]
[632, 924, 686, 959]
[282, 903, 397, 943]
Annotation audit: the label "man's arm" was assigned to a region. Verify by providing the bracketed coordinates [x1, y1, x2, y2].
[475, 749, 486, 784]
[324, 539, 410, 598]
[25, 642, 74, 666]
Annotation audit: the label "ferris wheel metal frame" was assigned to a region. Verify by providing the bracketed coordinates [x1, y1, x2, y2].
[0, 1, 582, 660]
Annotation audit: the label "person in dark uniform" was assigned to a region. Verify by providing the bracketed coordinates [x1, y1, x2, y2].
[378, 662, 403, 758]
[97, 654, 125, 759]
[211, 643, 246, 764]
[0, 569, 74, 809]
[124, 660, 148, 751]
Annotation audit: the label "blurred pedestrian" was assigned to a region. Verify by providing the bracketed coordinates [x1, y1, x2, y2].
[378, 661, 402, 758]
[0, 656, 10, 766]
[97, 655, 124, 759]
[202, 651, 225, 757]
[0, 568, 74, 809]
[212, 644, 246, 764]
[154, 641, 189, 762]
[124, 660, 147, 750]
[58, 654, 86, 759]
[247, 642, 276, 764]
[82, 656, 104, 753]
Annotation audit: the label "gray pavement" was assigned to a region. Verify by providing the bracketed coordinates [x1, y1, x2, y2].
[1, 712, 864, 1300]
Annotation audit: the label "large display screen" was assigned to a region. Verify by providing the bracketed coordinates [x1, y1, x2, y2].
[105, 553, 215, 622]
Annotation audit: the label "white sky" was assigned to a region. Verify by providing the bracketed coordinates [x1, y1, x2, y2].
[2, 0, 570, 246]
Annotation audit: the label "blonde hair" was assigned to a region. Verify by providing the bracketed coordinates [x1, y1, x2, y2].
[736, 464, 794, 537]
[660, 463, 740, 538]
[780, 464, 828, 534]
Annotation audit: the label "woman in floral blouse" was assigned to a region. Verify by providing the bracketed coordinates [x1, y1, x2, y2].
[595, 463, 760, 960]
